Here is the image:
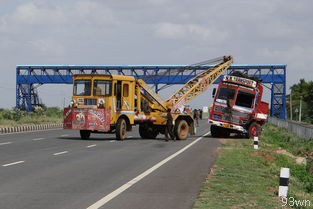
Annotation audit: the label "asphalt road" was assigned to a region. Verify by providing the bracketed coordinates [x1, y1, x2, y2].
[0, 120, 219, 209]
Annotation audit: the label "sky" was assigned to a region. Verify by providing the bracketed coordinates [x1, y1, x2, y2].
[0, 0, 312, 109]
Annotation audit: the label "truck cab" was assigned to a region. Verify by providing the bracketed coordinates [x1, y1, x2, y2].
[64, 74, 136, 140]
[209, 73, 269, 138]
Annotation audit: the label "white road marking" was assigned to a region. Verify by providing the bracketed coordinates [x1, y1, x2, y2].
[0, 142, 12, 146]
[53, 151, 68, 156]
[109, 140, 116, 142]
[2, 161, 25, 167]
[86, 131, 211, 209]
[61, 134, 69, 137]
[32, 138, 45, 141]
[87, 144, 97, 148]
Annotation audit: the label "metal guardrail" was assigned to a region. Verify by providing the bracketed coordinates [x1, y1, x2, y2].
[268, 117, 313, 140]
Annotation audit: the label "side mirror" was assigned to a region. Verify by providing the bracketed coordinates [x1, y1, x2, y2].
[212, 88, 216, 98]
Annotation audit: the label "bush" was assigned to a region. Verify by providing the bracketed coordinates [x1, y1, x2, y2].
[45, 107, 63, 118]
[1, 109, 14, 120]
[0, 106, 63, 126]
[33, 106, 45, 116]
[13, 107, 25, 120]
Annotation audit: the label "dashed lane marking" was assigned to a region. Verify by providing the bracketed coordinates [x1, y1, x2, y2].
[2, 161, 25, 167]
[32, 138, 45, 141]
[87, 144, 97, 148]
[0, 142, 12, 146]
[53, 151, 69, 156]
[87, 131, 211, 209]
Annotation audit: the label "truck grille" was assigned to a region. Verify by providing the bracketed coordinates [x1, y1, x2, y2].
[213, 105, 249, 125]
[84, 98, 97, 105]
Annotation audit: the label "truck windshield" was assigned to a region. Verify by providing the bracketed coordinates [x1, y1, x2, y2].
[74, 80, 91, 96]
[93, 80, 112, 96]
[235, 90, 254, 108]
[217, 87, 236, 101]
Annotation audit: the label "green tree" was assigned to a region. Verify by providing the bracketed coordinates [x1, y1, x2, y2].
[287, 79, 313, 123]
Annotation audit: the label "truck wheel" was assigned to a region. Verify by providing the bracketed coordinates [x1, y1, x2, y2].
[116, 118, 127, 140]
[80, 130, 91, 140]
[221, 128, 230, 138]
[248, 122, 260, 138]
[175, 120, 189, 140]
[139, 124, 158, 139]
[210, 125, 219, 137]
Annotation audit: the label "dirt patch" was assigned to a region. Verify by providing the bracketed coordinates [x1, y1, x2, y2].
[267, 186, 276, 193]
[252, 152, 276, 162]
[219, 138, 236, 145]
[276, 147, 295, 158]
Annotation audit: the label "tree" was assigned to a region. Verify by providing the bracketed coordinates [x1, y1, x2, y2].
[287, 79, 313, 123]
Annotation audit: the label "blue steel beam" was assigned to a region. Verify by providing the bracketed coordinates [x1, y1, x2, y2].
[16, 64, 287, 119]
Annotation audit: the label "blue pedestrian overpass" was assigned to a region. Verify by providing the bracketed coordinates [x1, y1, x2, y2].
[16, 64, 286, 119]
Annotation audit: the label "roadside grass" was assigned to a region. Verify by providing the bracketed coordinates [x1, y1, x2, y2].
[193, 124, 313, 209]
[0, 107, 63, 126]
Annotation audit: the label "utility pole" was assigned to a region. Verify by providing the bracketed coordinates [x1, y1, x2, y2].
[299, 96, 302, 122]
[295, 108, 298, 121]
[290, 91, 292, 120]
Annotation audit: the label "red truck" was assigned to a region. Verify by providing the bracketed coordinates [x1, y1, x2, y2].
[208, 72, 269, 138]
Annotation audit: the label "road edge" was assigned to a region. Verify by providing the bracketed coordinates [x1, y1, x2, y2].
[0, 123, 63, 134]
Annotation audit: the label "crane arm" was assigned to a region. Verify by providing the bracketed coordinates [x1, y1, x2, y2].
[136, 79, 168, 111]
[166, 56, 233, 111]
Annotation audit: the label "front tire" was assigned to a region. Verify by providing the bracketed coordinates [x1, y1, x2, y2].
[139, 124, 158, 139]
[248, 122, 261, 138]
[116, 118, 127, 140]
[210, 125, 219, 137]
[80, 130, 91, 140]
[210, 125, 230, 138]
[174, 120, 189, 140]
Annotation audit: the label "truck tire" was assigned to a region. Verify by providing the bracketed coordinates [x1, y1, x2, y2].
[116, 118, 127, 140]
[210, 125, 219, 137]
[80, 130, 91, 140]
[175, 119, 189, 140]
[139, 124, 158, 139]
[248, 122, 261, 138]
[221, 128, 230, 138]
[210, 125, 230, 138]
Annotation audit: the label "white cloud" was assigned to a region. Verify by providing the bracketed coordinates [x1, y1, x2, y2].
[6, 1, 64, 26]
[153, 22, 228, 43]
[0, 0, 118, 32]
[0, 0, 313, 108]
[153, 23, 185, 39]
[28, 37, 66, 55]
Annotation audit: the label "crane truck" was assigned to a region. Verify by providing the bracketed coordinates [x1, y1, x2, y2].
[63, 56, 233, 140]
[208, 72, 269, 138]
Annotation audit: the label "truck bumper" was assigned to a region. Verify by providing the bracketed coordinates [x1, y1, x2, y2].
[208, 119, 246, 133]
[64, 108, 111, 131]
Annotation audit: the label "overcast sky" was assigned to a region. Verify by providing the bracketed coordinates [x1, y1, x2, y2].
[1, 0, 312, 109]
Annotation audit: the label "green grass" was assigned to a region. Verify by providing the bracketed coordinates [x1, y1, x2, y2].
[0, 107, 63, 126]
[193, 124, 313, 209]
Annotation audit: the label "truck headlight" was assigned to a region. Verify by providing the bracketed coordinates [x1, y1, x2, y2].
[98, 99, 105, 107]
[70, 99, 76, 108]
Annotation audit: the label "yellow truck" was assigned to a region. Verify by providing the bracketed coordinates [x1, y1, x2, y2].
[63, 56, 233, 140]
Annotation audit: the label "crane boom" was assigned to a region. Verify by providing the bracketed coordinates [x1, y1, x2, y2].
[136, 79, 168, 110]
[166, 56, 233, 111]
